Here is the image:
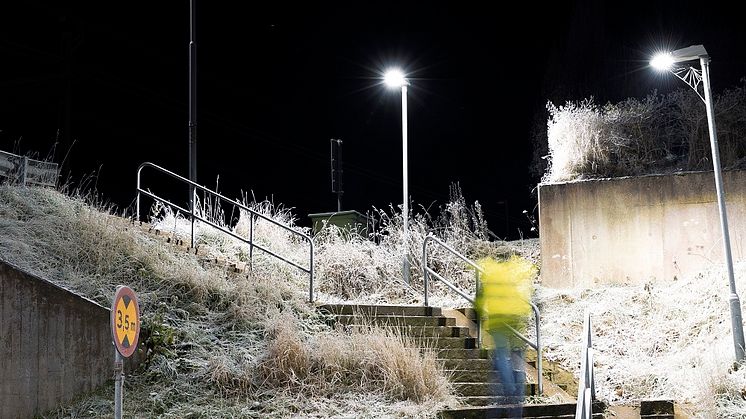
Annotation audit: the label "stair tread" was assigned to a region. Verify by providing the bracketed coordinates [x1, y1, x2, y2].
[333, 314, 450, 318]
[320, 303, 435, 309]
[440, 400, 606, 416]
[319, 304, 443, 317]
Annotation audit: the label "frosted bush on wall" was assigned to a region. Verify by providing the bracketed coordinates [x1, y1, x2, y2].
[544, 95, 681, 182]
[541, 80, 746, 182]
[544, 98, 608, 182]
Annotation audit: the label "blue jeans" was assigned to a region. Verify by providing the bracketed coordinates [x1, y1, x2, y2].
[490, 331, 524, 418]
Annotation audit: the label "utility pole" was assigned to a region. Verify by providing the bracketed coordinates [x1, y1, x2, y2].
[330, 139, 343, 212]
[60, 22, 73, 150]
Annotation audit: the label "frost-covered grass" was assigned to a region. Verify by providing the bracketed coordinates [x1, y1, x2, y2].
[151, 183, 537, 308]
[534, 263, 746, 418]
[0, 184, 455, 418]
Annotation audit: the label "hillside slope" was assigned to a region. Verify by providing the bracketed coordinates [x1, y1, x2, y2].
[0, 185, 455, 418]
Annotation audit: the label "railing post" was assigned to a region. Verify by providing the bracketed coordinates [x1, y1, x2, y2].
[588, 315, 595, 400]
[136, 168, 141, 223]
[249, 212, 255, 271]
[589, 350, 595, 400]
[476, 315, 481, 350]
[584, 388, 591, 419]
[422, 235, 430, 307]
[474, 268, 481, 347]
[575, 312, 593, 419]
[20, 156, 28, 187]
[534, 304, 543, 395]
[190, 187, 196, 248]
[309, 239, 314, 303]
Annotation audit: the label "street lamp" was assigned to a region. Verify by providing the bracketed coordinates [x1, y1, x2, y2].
[384, 68, 411, 284]
[188, 0, 198, 248]
[651, 45, 746, 362]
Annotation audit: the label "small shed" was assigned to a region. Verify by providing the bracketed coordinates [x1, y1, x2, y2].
[308, 210, 369, 236]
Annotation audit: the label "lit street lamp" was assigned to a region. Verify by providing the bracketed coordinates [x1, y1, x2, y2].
[384, 69, 411, 284]
[651, 45, 746, 362]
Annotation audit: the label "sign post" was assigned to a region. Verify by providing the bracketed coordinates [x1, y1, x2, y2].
[111, 286, 141, 419]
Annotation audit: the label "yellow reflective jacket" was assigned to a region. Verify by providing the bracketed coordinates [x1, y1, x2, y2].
[474, 256, 535, 335]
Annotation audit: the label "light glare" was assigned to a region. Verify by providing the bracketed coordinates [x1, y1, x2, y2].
[384, 69, 406, 88]
[651, 53, 674, 71]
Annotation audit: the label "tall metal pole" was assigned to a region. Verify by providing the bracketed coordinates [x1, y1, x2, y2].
[700, 56, 746, 361]
[188, 0, 198, 248]
[330, 139, 344, 212]
[401, 84, 410, 284]
[337, 139, 343, 212]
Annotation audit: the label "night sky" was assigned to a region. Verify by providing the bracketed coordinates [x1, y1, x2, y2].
[2, 1, 746, 239]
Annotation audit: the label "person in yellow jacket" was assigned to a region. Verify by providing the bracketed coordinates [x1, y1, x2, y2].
[474, 256, 535, 416]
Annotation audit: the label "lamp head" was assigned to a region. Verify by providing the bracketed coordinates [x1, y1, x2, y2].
[650, 45, 709, 71]
[650, 53, 675, 71]
[383, 69, 408, 88]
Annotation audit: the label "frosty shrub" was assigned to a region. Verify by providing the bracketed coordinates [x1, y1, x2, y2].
[541, 80, 746, 182]
[150, 182, 534, 307]
[313, 183, 535, 306]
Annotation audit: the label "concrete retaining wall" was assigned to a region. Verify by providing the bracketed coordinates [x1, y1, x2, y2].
[538, 170, 746, 288]
[0, 260, 112, 419]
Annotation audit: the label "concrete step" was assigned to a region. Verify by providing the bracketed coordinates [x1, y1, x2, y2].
[456, 306, 478, 321]
[339, 324, 471, 338]
[325, 328, 475, 349]
[319, 304, 443, 317]
[454, 382, 537, 397]
[524, 351, 578, 396]
[439, 358, 493, 370]
[455, 397, 521, 407]
[331, 314, 456, 327]
[439, 401, 606, 418]
[415, 337, 476, 350]
[524, 363, 574, 403]
[435, 348, 489, 359]
[447, 369, 498, 383]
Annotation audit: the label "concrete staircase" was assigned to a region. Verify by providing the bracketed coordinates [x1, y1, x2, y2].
[319, 304, 606, 418]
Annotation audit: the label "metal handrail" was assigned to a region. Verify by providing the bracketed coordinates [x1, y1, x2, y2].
[135, 162, 315, 302]
[422, 233, 543, 395]
[575, 311, 595, 419]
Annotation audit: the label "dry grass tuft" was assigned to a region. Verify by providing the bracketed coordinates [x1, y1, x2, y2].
[257, 313, 452, 403]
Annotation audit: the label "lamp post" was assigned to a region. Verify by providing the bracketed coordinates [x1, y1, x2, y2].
[384, 69, 411, 284]
[188, 0, 198, 248]
[651, 45, 746, 362]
